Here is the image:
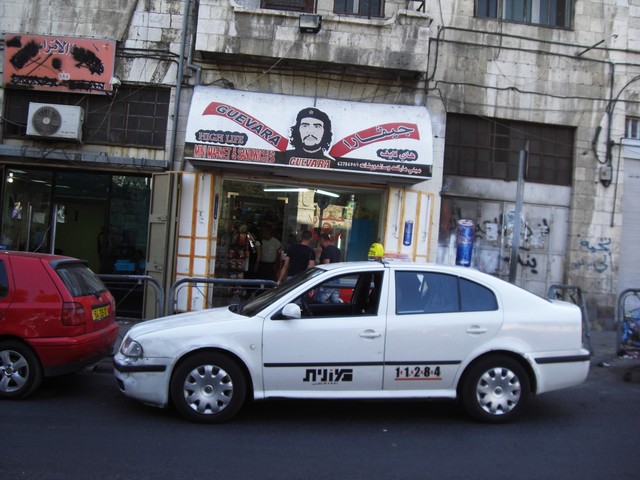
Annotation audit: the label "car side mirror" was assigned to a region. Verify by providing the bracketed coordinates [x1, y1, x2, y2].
[281, 303, 301, 319]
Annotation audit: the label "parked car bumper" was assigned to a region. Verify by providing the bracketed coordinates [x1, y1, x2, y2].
[113, 353, 172, 408]
[533, 348, 591, 394]
[27, 322, 119, 376]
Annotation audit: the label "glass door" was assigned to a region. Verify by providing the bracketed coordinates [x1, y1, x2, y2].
[1, 169, 53, 252]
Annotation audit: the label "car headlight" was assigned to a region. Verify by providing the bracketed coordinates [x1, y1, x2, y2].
[120, 336, 143, 358]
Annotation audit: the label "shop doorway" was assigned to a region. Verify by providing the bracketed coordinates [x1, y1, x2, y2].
[1, 167, 151, 318]
[53, 200, 106, 271]
[214, 179, 384, 284]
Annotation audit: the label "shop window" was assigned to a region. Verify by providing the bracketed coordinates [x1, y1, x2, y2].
[261, 0, 314, 12]
[212, 179, 383, 296]
[1, 168, 149, 272]
[476, 0, 572, 28]
[55, 171, 110, 199]
[1, 169, 53, 252]
[3, 86, 170, 148]
[334, 0, 383, 17]
[444, 114, 574, 186]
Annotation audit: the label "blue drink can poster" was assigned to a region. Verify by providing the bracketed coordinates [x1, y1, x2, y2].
[455, 219, 475, 267]
[403, 220, 414, 246]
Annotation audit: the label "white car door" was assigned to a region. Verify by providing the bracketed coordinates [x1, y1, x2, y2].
[262, 271, 386, 396]
[383, 269, 503, 391]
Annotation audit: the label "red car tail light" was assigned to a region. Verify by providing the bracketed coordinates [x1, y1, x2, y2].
[62, 301, 87, 326]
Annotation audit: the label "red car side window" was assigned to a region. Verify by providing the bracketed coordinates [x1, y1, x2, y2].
[0, 260, 9, 298]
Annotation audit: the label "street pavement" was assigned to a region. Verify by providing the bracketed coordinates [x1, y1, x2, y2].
[95, 319, 640, 383]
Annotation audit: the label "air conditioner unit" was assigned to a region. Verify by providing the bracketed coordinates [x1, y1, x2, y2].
[27, 103, 84, 141]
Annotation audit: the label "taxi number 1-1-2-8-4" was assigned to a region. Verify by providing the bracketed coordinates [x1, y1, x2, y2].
[394, 366, 442, 381]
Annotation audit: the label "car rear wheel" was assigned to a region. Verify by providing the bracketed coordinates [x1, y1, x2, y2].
[170, 352, 246, 423]
[461, 355, 531, 423]
[0, 340, 43, 399]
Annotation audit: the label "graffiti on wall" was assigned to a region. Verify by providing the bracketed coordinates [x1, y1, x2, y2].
[571, 237, 613, 274]
[448, 211, 551, 276]
[438, 198, 570, 297]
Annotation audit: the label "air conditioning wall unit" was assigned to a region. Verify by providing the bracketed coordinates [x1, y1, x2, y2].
[26, 103, 84, 141]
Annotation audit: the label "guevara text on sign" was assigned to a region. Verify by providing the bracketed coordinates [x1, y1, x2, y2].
[184, 87, 433, 182]
[3, 34, 116, 94]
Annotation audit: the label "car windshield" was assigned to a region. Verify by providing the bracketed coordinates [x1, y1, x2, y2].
[55, 262, 109, 297]
[236, 267, 326, 317]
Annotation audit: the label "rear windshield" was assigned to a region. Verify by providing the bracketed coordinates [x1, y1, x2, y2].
[56, 263, 108, 297]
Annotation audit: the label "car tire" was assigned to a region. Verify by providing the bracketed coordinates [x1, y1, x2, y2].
[461, 355, 531, 423]
[170, 352, 246, 423]
[0, 340, 43, 399]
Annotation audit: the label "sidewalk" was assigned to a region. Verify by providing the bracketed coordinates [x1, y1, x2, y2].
[589, 328, 640, 381]
[94, 321, 640, 380]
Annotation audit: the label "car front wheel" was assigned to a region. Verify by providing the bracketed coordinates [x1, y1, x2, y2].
[170, 352, 246, 423]
[461, 355, 531, 423]
[0, 340, 43, 399]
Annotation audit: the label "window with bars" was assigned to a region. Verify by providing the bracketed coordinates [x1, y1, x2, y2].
[3, 86, 170, 149]
[476, 0, 572, 28]
[444, 114, 574, 186]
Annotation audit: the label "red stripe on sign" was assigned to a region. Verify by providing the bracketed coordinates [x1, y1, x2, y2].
[329, 123, 420, 157]
[202, 102, 289, 151]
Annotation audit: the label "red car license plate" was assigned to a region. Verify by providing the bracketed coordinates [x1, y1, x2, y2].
[92, 305, 110, 321]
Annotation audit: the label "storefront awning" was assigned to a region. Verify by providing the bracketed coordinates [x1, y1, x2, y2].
[184, 87, 433, 184]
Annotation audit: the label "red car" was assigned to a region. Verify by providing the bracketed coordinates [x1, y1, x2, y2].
[0, 251, 118, 398]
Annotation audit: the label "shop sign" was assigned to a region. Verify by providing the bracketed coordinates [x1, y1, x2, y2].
[184, 87, 433, 181]
[3, 33, 116, 94]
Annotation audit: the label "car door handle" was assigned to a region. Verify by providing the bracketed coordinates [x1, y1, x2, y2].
[466, 325, 488, 334]
[359, 330, 382, 339]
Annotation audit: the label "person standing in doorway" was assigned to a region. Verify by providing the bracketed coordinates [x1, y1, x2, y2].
[277, 230, 315, 283]
[316, 233, 342, 303]
[257, 227, 281, 281]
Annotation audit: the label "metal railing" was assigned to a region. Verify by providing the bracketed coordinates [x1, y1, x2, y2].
[167, 278, 278, 315]
[98, 274, 165, 319]
[547, 284, 592, 354]
[99, 274, 279, 319]
[616, 288, 640, 358]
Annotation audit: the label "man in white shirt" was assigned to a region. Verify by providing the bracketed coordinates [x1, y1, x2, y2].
[257, 227, 282, 281]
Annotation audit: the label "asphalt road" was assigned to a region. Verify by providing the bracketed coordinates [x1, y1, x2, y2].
[3, 350, 639, 480]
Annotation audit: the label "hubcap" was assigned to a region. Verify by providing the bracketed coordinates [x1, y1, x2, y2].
[183, 364, 233, 415]
[476, 366, 521, 416]
[0, 350, 29, 393]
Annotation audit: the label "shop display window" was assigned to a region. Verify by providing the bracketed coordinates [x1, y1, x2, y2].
[214, 180, 384, 295]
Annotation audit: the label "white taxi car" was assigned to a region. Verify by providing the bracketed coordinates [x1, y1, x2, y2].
[114, 261, 590, 423]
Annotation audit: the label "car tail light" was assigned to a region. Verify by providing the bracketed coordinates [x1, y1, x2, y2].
[62, 301, 87, 326]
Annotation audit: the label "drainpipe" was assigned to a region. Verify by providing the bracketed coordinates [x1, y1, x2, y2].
[172, 0, 194, 172]
[186, 30, 202, 86]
